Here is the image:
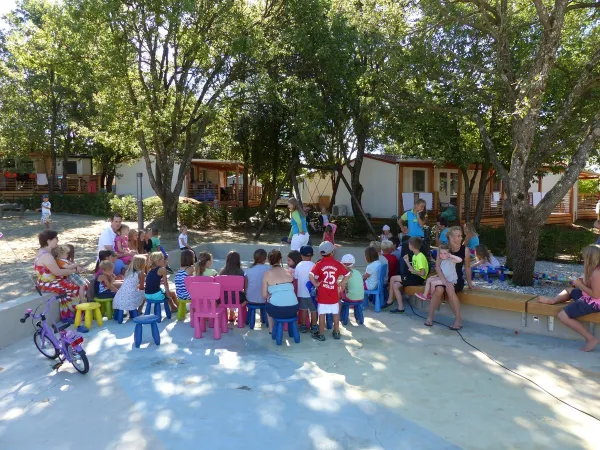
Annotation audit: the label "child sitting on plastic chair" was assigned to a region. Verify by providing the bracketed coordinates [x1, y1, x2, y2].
[145, 252, 178, 311]
[341, 254, 364, 303]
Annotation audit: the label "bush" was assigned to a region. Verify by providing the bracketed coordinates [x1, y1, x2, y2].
[2, 192, 113, 217]
[479, 224, 594, 263]
[109, 195, 138, 221]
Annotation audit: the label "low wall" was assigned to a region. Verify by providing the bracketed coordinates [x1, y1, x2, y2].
[407, 296, 598, 341]
[0, 293, 56, 350]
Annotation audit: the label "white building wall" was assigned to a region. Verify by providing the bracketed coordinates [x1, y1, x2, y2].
[529, 173, 563, 193]
[116, 157, 186, 199]
[299, 172, 334, 204]
[335, 158, 398, 218]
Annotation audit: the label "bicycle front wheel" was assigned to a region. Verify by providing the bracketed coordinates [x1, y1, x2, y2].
[34, 330, 59, 359]
[68, 347, 89, 374]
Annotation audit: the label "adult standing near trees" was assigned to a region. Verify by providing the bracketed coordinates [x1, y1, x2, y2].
[97, 213, 122, 257]
[286, 198, 309, 251]
[424, 226, 475, 330]
[34, 230, 82, 321]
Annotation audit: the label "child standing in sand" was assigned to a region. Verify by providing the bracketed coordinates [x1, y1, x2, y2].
[538, 245, 600, 352]
[36, 194, 52, 229]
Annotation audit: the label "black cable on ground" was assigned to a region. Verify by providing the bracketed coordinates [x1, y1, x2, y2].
[405, 299, 600, 423]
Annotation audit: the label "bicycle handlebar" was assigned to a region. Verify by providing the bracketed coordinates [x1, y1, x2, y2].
[22, 294, 67, 321]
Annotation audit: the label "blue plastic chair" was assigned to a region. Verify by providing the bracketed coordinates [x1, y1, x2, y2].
[144, 295, 171, 320]
[245, 303, 268, 329]
[132, 315, 160, 348]
[271, 317, 301, 346]
[113, 309, 139, 324]
[471, 266, 507, 283]
[340, 300, 364, 325]
[363, 264, 388, 312]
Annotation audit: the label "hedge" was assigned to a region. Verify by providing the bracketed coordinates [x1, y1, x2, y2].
[0, 192, 113, 217]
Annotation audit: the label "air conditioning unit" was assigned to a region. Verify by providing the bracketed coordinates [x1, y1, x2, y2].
[332, 204, 348, 216]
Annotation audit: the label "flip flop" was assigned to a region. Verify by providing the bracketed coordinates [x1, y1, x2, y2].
[449, 325, 463, 331]
[424, 321, 433, 327]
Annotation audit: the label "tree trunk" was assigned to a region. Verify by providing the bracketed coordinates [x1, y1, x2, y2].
[329, 168, 342, 210]
[60, 128, 71, 194]
[473, 162, 491, 228]
[106, 172, 115, 193]
[460, 168, 473, 223]
[242, 146, 250, 209]
[161, 191, 179, 230]
[504, 202, 540, 286]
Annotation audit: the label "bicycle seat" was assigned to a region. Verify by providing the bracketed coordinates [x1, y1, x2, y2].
[52, 322, 71, 333]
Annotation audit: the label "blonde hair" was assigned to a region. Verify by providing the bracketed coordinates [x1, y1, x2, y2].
[118, 224, 130, 236]
[381, 240, 394, 252]
[99, 260, 114, 272]
[149, 252, 164, 268]
[582, 245, 600, 287]
[287, 198, 305, 217]
[369, 241, 382, 252]
[53, 244, 70, 259]
[447, 226, 462, 240]
[126, 254, 147, 276]
[463, 222, 478, 235]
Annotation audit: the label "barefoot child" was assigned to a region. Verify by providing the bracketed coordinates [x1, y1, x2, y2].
[294, 246, 317, 333]
[36, 194, 52, 229]
[538, 245, 600, 352]
[115, 224, 137, 264]
[416, 244, 461, 301]
[309, 241, 350, 341]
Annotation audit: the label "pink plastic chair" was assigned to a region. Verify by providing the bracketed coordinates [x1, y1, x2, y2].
[215, 275, 246, 328]
[185, 281, 227, 339]
[185, 276, 215, 327]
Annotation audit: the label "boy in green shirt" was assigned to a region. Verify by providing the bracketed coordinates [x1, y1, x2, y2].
[387, 236, 429, 314]
[341, 254, 365, 302]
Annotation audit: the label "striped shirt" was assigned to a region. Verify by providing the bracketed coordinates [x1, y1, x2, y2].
[175, 269, 191, 300]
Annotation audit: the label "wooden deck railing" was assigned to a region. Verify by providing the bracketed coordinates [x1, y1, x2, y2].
[577, 192, 598, 219]
[0, 174, 99, 194]
[187, 183, 263, 204]
[460, 191, 571, 217]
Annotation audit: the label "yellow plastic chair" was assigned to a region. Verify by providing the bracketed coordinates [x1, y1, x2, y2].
[74, 302, 103, 330]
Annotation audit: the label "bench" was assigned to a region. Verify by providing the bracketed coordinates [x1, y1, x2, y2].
[404, 285, 533, 326]
[0, 203, 24, 219]
[526, 299, 600, 332]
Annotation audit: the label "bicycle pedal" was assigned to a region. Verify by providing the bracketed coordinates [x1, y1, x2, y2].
[51, 362, 63, 370]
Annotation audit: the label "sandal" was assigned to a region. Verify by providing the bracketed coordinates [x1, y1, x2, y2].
[424, 321, 433, 327]
[449, 325, 463, 331]
[389, 308, 405, 314]
[332, 330, 341, 340]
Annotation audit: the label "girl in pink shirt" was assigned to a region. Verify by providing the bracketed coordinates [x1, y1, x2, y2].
[538, 245, 600, 352]
[115, 224, 136, 264]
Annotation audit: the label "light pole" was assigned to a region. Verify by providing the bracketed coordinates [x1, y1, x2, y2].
[136, 173, 144, 231]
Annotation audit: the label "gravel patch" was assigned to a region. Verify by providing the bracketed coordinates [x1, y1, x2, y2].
[471, 256, 583, 298]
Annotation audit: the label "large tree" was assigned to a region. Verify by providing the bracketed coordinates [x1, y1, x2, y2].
[81, 0, 248, 227]
[416, 0, 600, 285]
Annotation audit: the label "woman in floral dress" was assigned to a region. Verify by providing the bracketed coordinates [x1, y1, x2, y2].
[34, 230, 83, 321]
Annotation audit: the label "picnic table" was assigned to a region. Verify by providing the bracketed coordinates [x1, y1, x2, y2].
[0, 203, 25, 219]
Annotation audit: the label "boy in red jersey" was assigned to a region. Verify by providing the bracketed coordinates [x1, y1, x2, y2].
[309, 241, 351, 341]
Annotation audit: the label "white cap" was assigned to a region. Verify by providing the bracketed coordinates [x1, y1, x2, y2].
[382, 225, 390, 231]
[319, 241, 335, 255]
[341, 254, 355, 266]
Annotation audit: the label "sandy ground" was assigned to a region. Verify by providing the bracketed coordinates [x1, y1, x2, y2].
[0, 307, 599, 449]
[0, 212, 290, 302]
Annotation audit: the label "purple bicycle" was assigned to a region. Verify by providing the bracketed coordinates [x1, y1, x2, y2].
[20, 294, 89, 374]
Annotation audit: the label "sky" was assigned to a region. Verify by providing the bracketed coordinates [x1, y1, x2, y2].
[0, 0, 17, 29]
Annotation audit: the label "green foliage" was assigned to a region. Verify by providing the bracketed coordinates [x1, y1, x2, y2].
[1, 192, 113, 217]
[478, 225, 594, 263]
[578, 179, 599, 194]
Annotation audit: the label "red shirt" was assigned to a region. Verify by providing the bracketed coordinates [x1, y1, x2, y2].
[310, 255, 349, 304]
[383, 253, 398, 282]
